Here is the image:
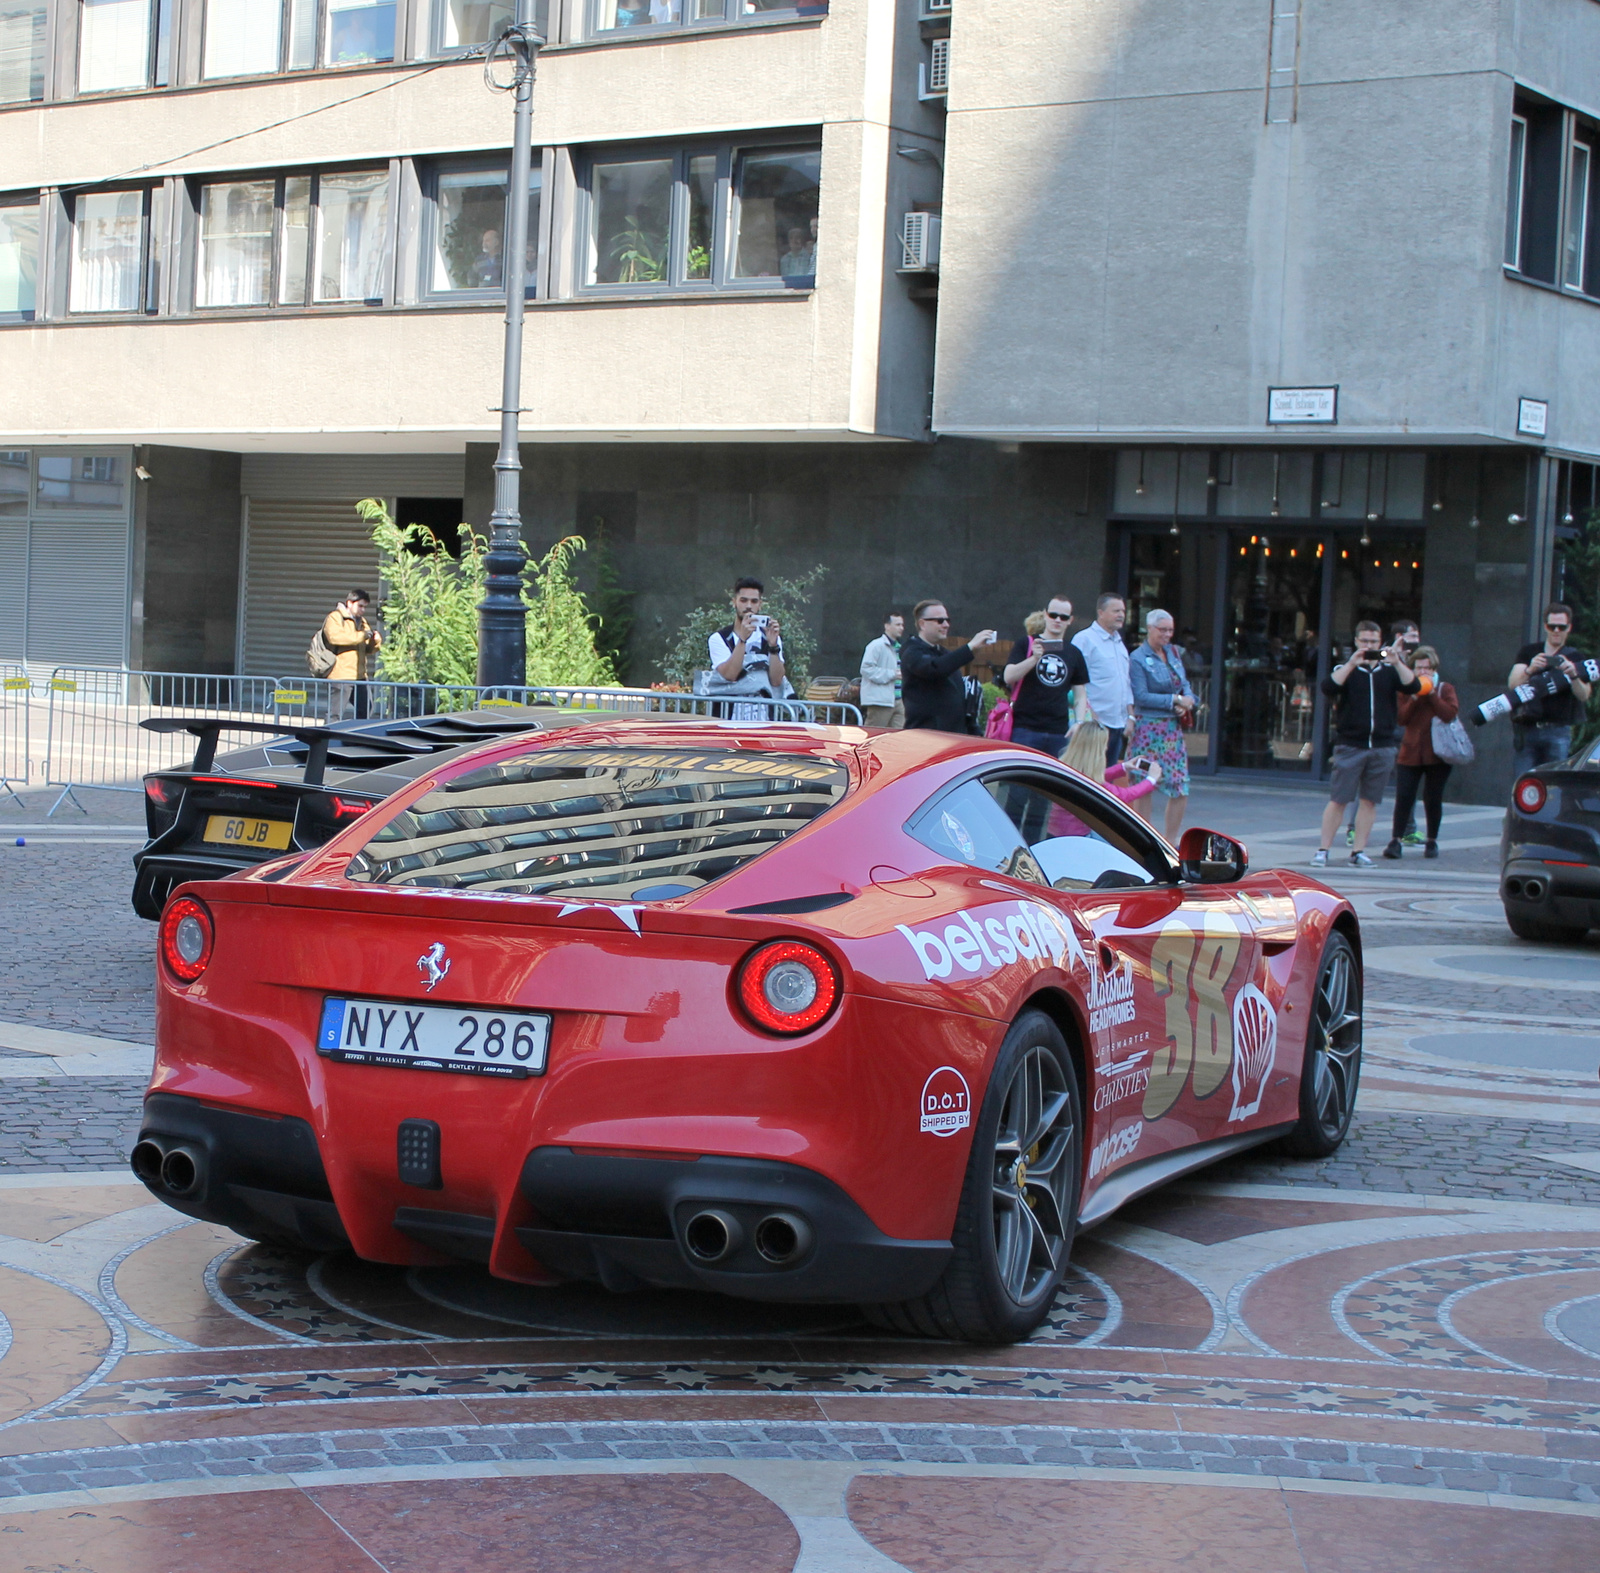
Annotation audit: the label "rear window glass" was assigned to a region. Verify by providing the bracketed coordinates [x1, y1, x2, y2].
[346, 746, 849, 901]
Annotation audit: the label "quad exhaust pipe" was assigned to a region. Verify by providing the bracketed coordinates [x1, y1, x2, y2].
[682, 1207, 813, 1267]
[131, 1138, 205, 1198]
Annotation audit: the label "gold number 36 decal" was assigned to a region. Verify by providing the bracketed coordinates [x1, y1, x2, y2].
[1144, 914, 1243, 1122]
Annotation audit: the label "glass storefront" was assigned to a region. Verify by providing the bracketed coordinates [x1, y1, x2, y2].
[1115, 449, 1426, 780]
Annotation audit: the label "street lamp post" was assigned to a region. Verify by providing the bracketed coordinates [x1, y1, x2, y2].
[477, 1, 544, 691]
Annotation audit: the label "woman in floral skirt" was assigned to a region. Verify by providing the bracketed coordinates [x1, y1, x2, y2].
[1128, 608, 1197, 842]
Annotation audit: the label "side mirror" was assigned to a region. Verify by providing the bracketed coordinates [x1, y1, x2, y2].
[1178, 827, 1248, 884]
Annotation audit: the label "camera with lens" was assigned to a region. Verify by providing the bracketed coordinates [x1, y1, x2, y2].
[1474, 656, 1600, 727]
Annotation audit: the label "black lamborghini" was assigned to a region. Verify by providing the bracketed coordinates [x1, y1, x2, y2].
[131, 706, 612, 919]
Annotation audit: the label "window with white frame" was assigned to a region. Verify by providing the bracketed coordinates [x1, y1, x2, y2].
[582, 139, 819, 291]
[1504, 92, 1600, 299]
[0, 198, 38, 319]
[0, 0, 47, 103]
[193, 168, 391, 308]
[69, 188, 149, 313]
[431, 0, 552, 52]
[588, 0, 817, 39]
[197, 0, 394, 79]
[424, 159, 541, 296]
[77, 0, 171, 92]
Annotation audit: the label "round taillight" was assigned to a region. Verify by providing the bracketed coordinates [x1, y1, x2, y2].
[737, 941, 841, 1035]
[160, 896, 214, 983]
[1514, 776, 1548, 816]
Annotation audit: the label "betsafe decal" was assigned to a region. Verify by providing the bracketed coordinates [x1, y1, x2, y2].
[897, 899, 1088, 982]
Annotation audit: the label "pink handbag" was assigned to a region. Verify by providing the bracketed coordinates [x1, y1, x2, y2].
[984, 638, 1029, 741]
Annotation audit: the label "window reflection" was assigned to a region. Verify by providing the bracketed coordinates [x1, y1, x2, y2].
[733, 147, 819, 281]
[326, 0, 394, 63]
[590, 158, 672, 285]
[69, 191, 145, 314]
[429, 164, 541, 295]
[196, 180, 275, 307]
[348, 746, 849, 900]
[0, 451, 27, 516]
[0, 1, 46, 104]
[0, 202, 38, 317]
[35, 454, 129, 513]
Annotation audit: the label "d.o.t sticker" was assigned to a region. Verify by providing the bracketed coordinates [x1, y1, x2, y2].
[920, 1066, 972, 1136]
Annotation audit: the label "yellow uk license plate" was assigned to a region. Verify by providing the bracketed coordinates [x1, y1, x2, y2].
[202, 814, 292, 851]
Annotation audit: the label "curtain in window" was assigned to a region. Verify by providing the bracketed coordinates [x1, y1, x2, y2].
[197, 180, 275, 307]
[314, 171, 390, 302]
[326, 0, 394, 63]
[78, 0, 151, 91]
[0, 203, 37, 315]
[203, 0, 281, 77]
[0, 2, 45, 104]
[69, 191, 144, 313]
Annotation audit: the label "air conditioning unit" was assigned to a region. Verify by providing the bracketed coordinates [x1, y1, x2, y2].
[900, 212, 941, 272]
[919, 37, 949, 99]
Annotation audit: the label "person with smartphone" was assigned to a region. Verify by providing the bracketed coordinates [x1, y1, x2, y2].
[709, 577, 788, 697]
[1312, 621, 1419, 868]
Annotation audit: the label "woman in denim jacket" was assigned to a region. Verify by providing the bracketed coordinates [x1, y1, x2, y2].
[1127, 608, 1197, 842]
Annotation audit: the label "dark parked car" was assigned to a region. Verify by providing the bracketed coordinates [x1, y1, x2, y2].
[1501, 730, 1600, 942]
[131, 707, 614, 918]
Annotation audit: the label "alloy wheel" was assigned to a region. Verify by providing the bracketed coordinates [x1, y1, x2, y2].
[1310, 942, 1363, 1139]
[989, 1045, 1076, 1306]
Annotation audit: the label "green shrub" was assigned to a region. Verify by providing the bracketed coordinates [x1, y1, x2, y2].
[358, 499, 615, 690]
[658, 567, 826, 694]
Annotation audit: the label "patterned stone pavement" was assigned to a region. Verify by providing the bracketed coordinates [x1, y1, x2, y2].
[1, 813, 1599, 1568]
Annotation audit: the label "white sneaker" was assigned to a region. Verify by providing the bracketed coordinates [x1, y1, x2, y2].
[1310, 849, 1330, 868]
[1350, 850, 1374, 867]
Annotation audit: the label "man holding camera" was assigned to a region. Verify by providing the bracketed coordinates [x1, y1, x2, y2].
[1312, 621, 1420, 868]
[1508, 603, 1592, 774]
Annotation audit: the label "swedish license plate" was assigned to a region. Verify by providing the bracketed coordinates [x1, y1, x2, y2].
[203, 813, 292, 850]
[317, 996, 550, 1078]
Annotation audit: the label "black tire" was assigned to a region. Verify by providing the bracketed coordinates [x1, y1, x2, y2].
[1505, 910, 1589, 944]
[863, 1010, 1082, 1343]
[1282, 932, 1362, 1159]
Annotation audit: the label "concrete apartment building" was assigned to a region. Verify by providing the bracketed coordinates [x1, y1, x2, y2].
[1, 0, 1597, 797]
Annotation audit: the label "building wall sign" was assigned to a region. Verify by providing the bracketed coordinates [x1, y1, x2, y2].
[1267, 386, 1338, 425]
[1517, 398, 1549, 438]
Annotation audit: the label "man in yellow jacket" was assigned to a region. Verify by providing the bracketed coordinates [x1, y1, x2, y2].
[324, 590, 381, 721]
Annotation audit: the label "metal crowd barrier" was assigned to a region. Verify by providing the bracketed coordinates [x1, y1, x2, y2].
[0, 663, 30, 805]
[40, 668, 867, 816]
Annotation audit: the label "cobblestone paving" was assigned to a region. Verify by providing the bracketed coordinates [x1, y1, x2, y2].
[0, 1078, 146, 1171]
[1210, 1112, 1600, 1203]
[1, 1422, 1595, 1501]
[0, 839, 155, 1041]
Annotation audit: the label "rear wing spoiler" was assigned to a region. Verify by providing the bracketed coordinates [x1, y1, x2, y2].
[139, 717, 433, 785]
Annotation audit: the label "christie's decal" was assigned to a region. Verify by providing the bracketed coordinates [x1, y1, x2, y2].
[920, 1066, 973, 1136]
[896, 901, 1087, 982]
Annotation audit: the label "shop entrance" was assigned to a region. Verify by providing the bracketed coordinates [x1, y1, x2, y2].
[1114, 449, 1427, 781]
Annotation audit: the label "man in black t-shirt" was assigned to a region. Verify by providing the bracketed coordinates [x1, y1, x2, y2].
[1509, 602, 1594, 773]
[1002, 596, 1091, 756]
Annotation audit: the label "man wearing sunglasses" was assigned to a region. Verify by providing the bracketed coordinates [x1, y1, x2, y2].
[903, 600, 998, 733]
[1509, 604, 1593, 773]
[1003, 597, 1090, 756]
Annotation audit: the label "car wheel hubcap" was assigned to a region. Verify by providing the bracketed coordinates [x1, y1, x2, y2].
[990, 1045, 1075, 1307]
[1311, 946, 1362, 1138]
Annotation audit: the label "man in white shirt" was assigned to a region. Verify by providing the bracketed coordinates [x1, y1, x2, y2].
[859, 613, 905, 728]
[1071, 592, 1134, 765]
[707, 577, 788, 720]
